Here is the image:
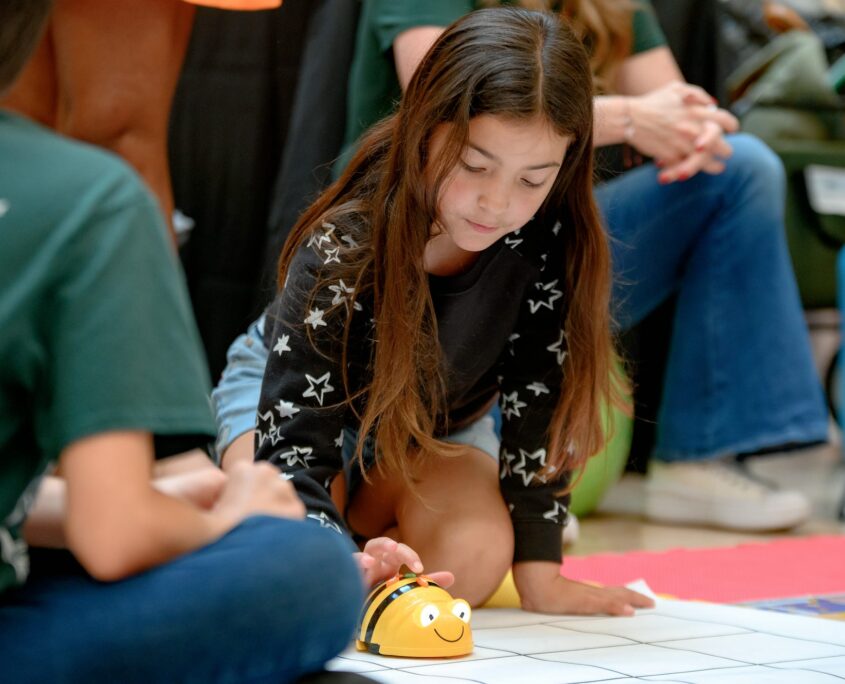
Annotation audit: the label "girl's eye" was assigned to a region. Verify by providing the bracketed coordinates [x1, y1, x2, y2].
[451, 600, 471, 623]
[461, 161, 485, 173]
[521, 178, 543, 188]
[419, 603, 440, 627]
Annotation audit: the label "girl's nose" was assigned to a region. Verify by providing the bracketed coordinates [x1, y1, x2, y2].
[479, 179, 509, 214]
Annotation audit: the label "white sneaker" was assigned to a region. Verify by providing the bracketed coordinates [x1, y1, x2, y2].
[595, 472, 646, 517]
[644, 459, 811, 531]
[562, 512, 580, 546]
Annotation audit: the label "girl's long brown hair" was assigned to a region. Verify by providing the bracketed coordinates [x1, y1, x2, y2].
[481, 0, 635, 92]
[277, 8, 625, 485]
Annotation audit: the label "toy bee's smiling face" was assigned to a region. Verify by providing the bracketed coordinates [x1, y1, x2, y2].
[356, 570, 474, 658]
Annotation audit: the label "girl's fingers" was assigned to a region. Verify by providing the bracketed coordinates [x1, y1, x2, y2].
[364, 536, 397, 556]
[425, 570, 455, 588]
[393, 542, 423, 573]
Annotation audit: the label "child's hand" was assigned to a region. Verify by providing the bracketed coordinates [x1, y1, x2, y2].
[513, 561, 654, 616]
[153, 468, 227, 509]
[212, 461, 306, 528]
[354, 536, 455, 589]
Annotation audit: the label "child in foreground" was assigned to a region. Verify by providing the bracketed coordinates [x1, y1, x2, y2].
[0, 2, 402, 680]
[254, 7, 654, 615]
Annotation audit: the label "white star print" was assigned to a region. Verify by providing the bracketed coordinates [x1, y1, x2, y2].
[328, 279, 362, 311]
[321, 221, 336, 236]
[540, 253, 548, 271]
[552, 221, 562, 236]
[304, 308, 327, 329]
[307, 511, 343, 534]
[546, 330, 568, 365]
[323, 246, 341, 264]
[275, 399, 300, 420]
[334, 431, 344, 449]
[279, 445, 314, 468]
[279, 472, 294, 481]
[543, 501, 569, 524]
[273, 334, 291, 356]
[527, 279, 563, 314]
[507, 333, 520, 356]
[256, 409, 284, 447]
[512, 448, 547, 486]
[500, 450, 517, 479]
[526, 381, 550, 396]
[328, 279, 353, 305]
[306, 232, 330, 249]
[504, 234, 523, 249]
[303, 371, 334, 406]
[501, 391, 527, 420]
[340, 234, 358, 249]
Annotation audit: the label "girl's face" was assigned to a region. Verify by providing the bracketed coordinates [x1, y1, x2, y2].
[429, 114, 570, 256]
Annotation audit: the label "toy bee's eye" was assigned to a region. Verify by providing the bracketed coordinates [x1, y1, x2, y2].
[451, 600, 471, 623]
[419, 603, 440, 627]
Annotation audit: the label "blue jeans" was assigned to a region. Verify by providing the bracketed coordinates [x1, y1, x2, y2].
[214, 135, 827, 464]
[0, 516, 363, 683]
[598, 133, 828, 462]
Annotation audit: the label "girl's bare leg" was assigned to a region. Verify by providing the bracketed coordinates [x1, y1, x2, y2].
[348, 446, 514, 606]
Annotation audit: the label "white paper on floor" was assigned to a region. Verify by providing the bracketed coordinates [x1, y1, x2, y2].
[326, 580, 845, 683]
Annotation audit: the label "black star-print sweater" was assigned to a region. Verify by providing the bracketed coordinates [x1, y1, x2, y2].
[256, 218, 571, 563]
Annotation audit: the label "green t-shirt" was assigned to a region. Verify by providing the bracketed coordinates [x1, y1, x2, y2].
[342, 0, 667, 163]
[0, 112, 216, 595]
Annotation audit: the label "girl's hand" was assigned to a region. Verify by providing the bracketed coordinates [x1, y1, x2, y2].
[153, 467, 228, 509]
[626, 82, 738, 165]
[354, 536, 455, 589]
[513, 561, 654, 616]
[212, 461, 306, 528]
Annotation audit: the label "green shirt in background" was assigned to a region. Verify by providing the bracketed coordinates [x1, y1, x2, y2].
[341, 0, 668, 169]
[0, 112, 216, 595]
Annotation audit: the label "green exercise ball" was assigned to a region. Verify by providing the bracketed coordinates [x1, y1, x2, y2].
[568, 395, 633, 518]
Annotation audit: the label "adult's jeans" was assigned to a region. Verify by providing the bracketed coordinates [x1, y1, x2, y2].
[0, 515, 363, 683]
[598, 133, 828, 462]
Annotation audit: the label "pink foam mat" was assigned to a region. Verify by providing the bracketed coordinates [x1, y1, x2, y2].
[562, 535, 845, 603]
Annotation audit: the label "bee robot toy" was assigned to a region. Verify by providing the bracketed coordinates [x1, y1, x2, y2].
[356, 565, 473, 657]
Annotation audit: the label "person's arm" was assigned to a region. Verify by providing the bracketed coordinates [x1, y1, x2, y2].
[393, 26, 446, 89]
[222, 431, 256, 470]
[255, 224, 368, 536]
[497, 243, 653, 616]
[60, 430, 303, 582]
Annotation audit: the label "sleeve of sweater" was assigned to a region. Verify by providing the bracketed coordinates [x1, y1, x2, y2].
[496, 237, 571, 564]
[255, 222, 369, 537]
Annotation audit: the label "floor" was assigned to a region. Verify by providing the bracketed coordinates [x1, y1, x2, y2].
[568, 311, 845, 558]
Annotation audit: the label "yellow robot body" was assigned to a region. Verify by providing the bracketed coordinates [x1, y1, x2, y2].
[356, 572, 473, 658]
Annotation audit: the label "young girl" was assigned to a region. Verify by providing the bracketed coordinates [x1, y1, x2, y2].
[254, 7, 654, 615]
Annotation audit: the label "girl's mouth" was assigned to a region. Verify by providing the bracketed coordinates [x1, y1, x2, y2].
[466, 219, 498, 234]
